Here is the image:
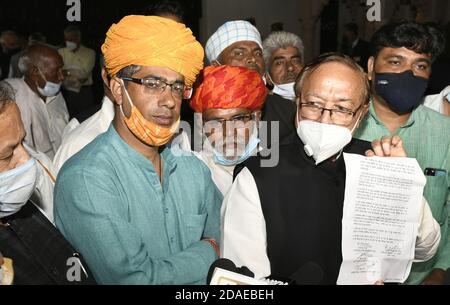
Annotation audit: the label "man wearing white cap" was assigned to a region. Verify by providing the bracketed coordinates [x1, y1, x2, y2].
[205, 20, 264, 75]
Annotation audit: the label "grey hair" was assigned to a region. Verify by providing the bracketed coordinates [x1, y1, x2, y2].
[0, 81, 16, 114]
[116, 65, 142, 78]
[263, 31, 305, 71]
[18, 54, 32, 74]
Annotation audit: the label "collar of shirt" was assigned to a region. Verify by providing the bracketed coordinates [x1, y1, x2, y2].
[368, 100, 416, 129]
[106, 125, 178, 177]
[21, 77, 59, 105]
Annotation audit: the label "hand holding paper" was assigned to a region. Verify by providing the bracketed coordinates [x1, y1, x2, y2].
[337, 153, 426, 285]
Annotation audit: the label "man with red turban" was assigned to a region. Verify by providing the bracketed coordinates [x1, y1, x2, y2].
[190, 65, 267, 196]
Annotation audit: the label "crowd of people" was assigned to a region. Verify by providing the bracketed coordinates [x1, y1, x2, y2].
[0, 0, 449, 285]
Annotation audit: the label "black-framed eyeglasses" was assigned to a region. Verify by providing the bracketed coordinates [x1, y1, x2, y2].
[298, 102, 362, 125]
[121, 77, 193, 100]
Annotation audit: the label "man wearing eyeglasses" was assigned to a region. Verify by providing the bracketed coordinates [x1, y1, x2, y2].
[221, 53, 440, 284]
[54, 16, 222, 285]
[189, 65, 267, 196]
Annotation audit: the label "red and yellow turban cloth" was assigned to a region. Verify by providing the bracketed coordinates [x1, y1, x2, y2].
[190, 65, 267, 112]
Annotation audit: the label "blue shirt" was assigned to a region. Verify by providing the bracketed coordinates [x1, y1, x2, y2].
[54, 125, 223, 284]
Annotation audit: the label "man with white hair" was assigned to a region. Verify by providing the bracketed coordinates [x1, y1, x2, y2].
[5, 44, 69, 160]
[262, 31, 305, 146]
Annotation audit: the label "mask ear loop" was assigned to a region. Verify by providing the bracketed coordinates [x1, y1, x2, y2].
[119, 79, 135, 119]
[335, 106, 365, 161]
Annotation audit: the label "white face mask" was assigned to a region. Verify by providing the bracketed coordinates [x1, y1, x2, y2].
[65, 41, 78, 51]
[0, 158, 38, 218]
[36, 68, 62, 97]
[272, 82, 296, 101]
[297, 120, 353, 165]
[266, 73, 295, 101]
[446, 92, 450, 104]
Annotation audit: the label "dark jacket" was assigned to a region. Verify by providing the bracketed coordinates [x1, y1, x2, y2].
[0, 201, 96, 285]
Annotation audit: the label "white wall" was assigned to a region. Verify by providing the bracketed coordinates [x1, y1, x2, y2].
[199, 0, 302, 45]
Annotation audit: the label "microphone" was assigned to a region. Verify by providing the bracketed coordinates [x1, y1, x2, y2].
[208, 258, 289, 285]
[207, 259, 238, 285]
[443, 268, 450, 285]
[289, 262, 324, 285]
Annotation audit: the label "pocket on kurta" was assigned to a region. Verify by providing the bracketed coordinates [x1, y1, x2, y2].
[424, 175, 448, 226]
[184, 213, 207, 246]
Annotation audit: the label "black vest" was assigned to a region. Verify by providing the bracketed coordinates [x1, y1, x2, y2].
[236, 137, 371, 284]
[0, 201, 96, 285]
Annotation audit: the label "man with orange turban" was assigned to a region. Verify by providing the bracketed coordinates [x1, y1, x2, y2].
[54, 15, 223, 285]
[190, 65, 267, 196]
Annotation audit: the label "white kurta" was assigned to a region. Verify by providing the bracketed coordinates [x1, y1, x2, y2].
[5, 78, 69, 160]
[53, 96, 114, 171]
[196, 151, 235, 197]
[222, 167, 441, 280]
[25, 145, 57, 222]
[423, 85, 450, 115]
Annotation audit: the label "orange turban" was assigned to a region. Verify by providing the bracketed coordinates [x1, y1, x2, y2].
[190, 66, 267, 113]
[101, 15, 204, 87]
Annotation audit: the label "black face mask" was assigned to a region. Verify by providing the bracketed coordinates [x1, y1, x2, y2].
[374, 70, 428, 114]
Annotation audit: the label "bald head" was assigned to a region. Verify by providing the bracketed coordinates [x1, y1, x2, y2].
[19, 44, 63, 75]
[19, 44, 64, 96]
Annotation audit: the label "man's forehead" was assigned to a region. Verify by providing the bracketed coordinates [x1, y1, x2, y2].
[378, 47, 432, 60]
[272, 46, 300, 58]
[137, 66, 184, 82]
[226, 41, 262, 51]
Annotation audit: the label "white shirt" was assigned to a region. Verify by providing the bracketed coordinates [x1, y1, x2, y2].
[6, 78, 69, 160]
[222, 167, 441, 280]
[26, 145, 57, 222]
[423, 85, 450, 115]
[53, 96, 114, 172]
[197, 151, 234, 196]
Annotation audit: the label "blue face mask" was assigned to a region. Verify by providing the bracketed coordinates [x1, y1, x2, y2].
[213, 133, 260, 166]
[374, 70, 428, 114]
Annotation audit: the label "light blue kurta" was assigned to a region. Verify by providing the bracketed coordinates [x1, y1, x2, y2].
[54, 125, 223, 284]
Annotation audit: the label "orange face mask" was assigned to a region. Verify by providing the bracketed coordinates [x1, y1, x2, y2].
[121, 82, 180, 147]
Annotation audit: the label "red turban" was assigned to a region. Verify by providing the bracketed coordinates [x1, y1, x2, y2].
[190, 65, 267, 113]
